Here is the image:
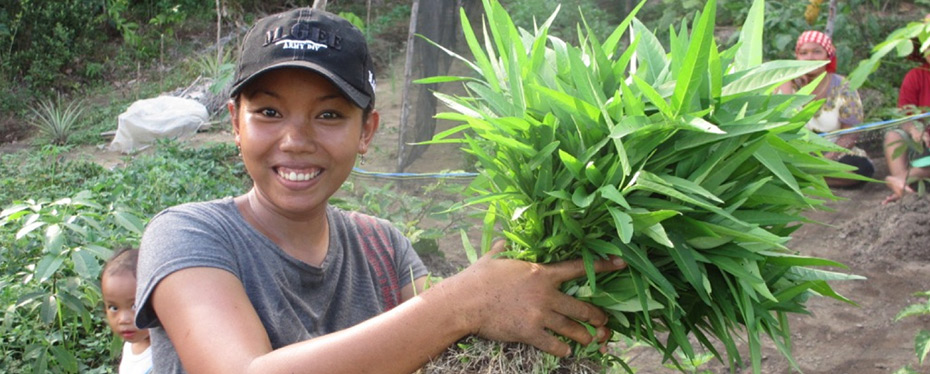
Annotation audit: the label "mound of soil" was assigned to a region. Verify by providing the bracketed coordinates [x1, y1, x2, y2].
[843, 195, 930, 263]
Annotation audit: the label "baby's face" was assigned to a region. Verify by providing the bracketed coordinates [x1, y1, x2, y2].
[102, 271, 149, 344]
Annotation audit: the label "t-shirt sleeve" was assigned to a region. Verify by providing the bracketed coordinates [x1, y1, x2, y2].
[899, 69, 922, 109]
[134, 204, 240, 329]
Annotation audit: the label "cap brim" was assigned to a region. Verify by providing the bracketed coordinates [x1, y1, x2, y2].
[229, 61, 371, 109]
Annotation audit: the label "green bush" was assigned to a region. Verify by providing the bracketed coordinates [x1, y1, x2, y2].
[0, 146, 107, 206]
[0, 191, 143, 373]
[1, 0, 102, 93]
[894, 290, 930, 373]
[0, 140, 249, 372]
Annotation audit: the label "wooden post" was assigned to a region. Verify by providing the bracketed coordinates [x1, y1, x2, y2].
[215, 0, 222, 64]
[825, 0, 837, 37]
[312, 0, 327, 11]
[397, 0, 420, 172]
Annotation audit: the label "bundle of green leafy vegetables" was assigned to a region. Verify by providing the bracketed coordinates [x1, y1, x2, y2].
[421, 0, 864, 372]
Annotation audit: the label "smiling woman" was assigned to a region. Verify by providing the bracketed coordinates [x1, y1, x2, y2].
[230, 69, 379, 264]
[133, 7, 626, 374]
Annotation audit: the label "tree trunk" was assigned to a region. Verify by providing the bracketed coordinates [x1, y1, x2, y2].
[397, 0, 420, 171]
[215, 0, 222, 64]
[825, 0, 838, 37]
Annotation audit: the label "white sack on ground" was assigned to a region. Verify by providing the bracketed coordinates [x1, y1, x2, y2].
[109, 96, 208, 154]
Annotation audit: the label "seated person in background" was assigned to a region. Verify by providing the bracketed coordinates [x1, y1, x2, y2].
[883, 33, 930, 204]
[776, 30, 874, 188]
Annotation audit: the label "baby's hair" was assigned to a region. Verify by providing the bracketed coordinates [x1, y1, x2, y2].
[102, 247, 139, 280]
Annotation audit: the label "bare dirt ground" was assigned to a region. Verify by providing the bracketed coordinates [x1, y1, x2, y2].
[8, 65, 929, 373]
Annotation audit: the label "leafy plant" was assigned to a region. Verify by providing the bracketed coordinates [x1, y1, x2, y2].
[663, 350, 715, 374]
[92, 139, 249, 215]
[0, 146, 105, 206]
[503, 0, 615, 46]
[192, 49, 236, 95]
[334, 178, 470, 258]
[423, 0, 862, 372]
[848, 14, 930, 90]
[148, 4, 186, 38]
[0, 140, 249, 371]
[28, 94, 87, 146]
[893, 290, 930, 373]
[0, 190, 145, 373]
[105, 0, 141, 47]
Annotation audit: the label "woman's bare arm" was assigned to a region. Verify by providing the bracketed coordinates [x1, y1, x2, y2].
[152, 243, 627, 374]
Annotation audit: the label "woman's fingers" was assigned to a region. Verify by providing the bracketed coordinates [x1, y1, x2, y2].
[467, 240, 627, 355]
[546, 308, 598, 346]
[545, 255, 627, 285]
[523, 328, 573, 357]
[549, 291, 606, 327]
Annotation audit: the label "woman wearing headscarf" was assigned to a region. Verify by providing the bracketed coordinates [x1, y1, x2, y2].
[776, 30, 874, 188]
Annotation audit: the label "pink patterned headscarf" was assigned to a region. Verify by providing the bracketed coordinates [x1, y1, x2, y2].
[795, 30, 837, 73]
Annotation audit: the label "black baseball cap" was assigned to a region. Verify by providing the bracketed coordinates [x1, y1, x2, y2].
[230, 8, 376, 109]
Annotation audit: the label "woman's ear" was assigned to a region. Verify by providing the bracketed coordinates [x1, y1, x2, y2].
[228, 100, 241, 148]
[357, 110, 380, 155]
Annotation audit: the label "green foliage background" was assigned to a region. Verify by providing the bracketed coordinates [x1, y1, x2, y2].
[2, 0, 927, 139]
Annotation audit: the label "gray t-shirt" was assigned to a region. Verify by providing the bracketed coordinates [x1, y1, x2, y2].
[135, 198, 428, 373]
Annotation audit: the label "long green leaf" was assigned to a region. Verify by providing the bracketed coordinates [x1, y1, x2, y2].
[732, 0, 764, 71]
[670, 0, 715, 115]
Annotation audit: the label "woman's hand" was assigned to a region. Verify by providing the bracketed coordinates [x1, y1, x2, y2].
[792, 75, 812, 89]
[444, 241, 627, 357]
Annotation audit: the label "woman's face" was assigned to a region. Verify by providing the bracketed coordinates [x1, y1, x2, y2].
[796, 42, 829, 75]
[230, 68, 379, 219]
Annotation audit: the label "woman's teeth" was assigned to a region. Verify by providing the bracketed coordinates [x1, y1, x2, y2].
[279, 169, 320, 181]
